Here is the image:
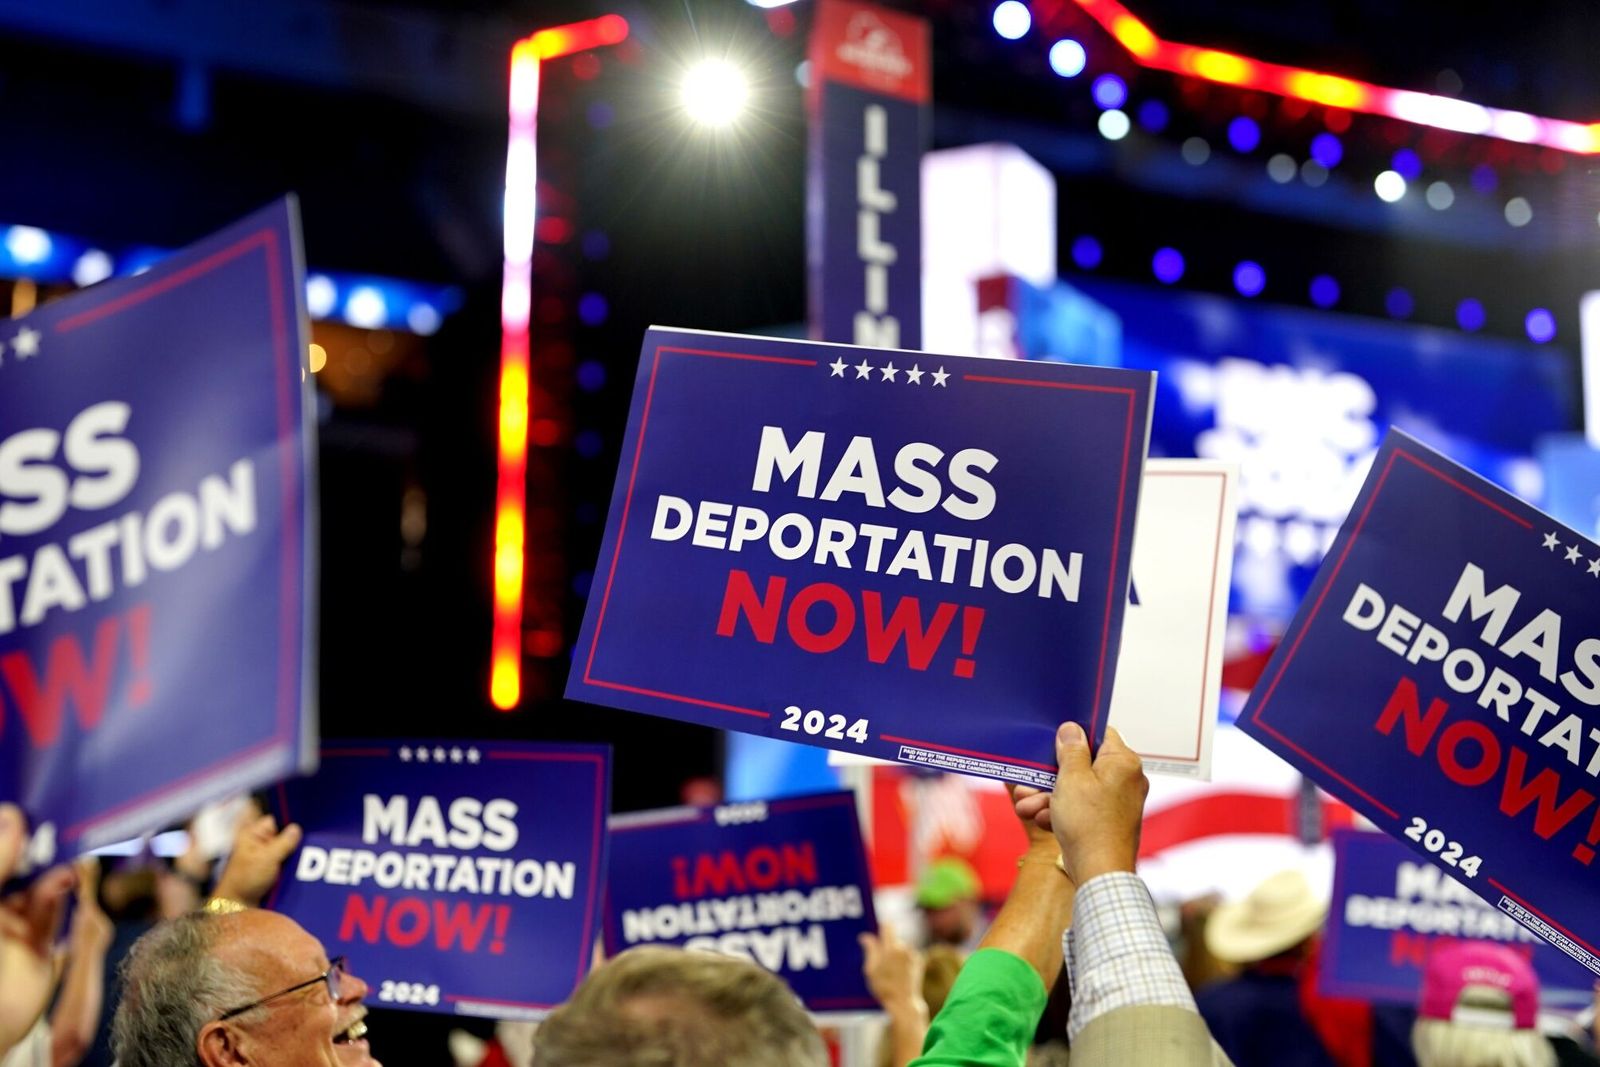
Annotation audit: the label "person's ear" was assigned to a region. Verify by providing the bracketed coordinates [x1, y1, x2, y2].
[197, 1021, 249, 1067]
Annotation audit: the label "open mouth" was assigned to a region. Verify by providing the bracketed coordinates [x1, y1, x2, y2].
[332, 1019, 368, 1046]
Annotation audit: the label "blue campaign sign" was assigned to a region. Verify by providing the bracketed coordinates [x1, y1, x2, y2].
[1321, 829, 1592, 1007]
[269, 740, 611, 1020]
[604, 791, 877, 1013]
[0, 199, 316, 865]
[1241, 429, 1600, 976]
[567, 327, 1153, 788]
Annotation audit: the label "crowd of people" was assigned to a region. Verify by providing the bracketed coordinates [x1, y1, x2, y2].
[1, 723, 1594, 1066]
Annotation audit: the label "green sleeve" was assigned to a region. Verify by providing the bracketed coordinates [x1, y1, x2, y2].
[909, 948, 1049, 1067]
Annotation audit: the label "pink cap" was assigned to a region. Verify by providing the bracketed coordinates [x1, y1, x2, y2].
[1418, 942, 1540, 1029]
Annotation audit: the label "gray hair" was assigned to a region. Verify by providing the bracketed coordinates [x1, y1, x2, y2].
[111, 912, 260, 1067]
[534, 946, 827, 1067]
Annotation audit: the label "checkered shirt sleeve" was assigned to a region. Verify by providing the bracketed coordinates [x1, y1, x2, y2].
[1062, 871, 1195, 1041]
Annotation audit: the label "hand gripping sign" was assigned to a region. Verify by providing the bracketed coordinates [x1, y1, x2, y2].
[270, 740, 611, 1019]
[1320, 828, 1593, 1006]
[0, 199, 316, 870]
[568, 328, 1153, 788]
[604, 791, 878, 1013]
[1241, 429, 1600, 976]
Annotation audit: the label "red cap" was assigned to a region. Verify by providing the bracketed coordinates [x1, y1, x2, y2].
[1418, 943, 1539, 1030]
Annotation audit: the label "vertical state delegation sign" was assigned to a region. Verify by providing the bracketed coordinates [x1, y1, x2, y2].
[807, 0, 927, 350]
[0, 199, 315, 862]
[271, 741, 611, 1020]
[1241, 430, 1600, 975]
[568, 328, 1152, 787]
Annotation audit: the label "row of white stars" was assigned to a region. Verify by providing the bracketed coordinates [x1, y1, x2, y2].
[828, 357, 949, 386]
[0, 326, 41, 362]
[399, 745, 481, 763]
[1542, 531, 1600, 576]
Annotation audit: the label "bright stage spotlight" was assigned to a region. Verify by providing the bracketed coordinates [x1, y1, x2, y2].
[681, 59, 750, 127]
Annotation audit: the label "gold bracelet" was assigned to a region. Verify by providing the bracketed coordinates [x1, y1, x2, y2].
[1017, 853, 1070, 875]
[202, 896, 248, 914]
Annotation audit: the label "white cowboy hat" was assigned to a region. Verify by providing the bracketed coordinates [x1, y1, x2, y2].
[1204, 869, 1328, 964]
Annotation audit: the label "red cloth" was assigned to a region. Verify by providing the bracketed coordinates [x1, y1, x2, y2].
[1297, 942, 1374, 1067]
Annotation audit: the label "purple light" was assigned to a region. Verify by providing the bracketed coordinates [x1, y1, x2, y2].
[1309, 275, 1340, 308]
[1091, 74, 1127, 110]
[576, 360, 607, 391]
[1385, 287, 1414, 318]
[1151, 247, 1184, 284]
[1309, 132, 1342, 168]
[1070, 235, 1103, 270]
[581, 231, 610, 260]
[1137, 99, 1169, 132]
[572, 570, 593, 598]
[575, 429, 604, 458]
[992, 1, 1031, 39]
[1227, 116, 1260, 153]
[577, 292, 608, 326]
[1471, 164, 1499, 194]
[1456, 298, 1485, 331]
[586, 101, 615, 129]
[1233, 260, 1265, 298]
[1525, 308, 1556, 343]
[1390, 148, 1423, 180]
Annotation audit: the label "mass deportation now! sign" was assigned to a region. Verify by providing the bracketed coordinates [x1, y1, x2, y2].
[569, 327, 1152, 788]
[0, 198, 316, 870]
[1242, 430, 1600, 976]
[604, 791, 878, 1013]
[271, 740, 610, 1019]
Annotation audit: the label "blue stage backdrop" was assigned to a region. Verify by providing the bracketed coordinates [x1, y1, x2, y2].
[0, 199, 316, 868]
[997, 277, 1578, 623]
[605, 790, 877, 1012]
[567, 327, 1152, 788]
[1242, 431, 1600, 977]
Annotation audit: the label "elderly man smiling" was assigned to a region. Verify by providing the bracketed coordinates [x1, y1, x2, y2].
[111, 810, 379, 1067]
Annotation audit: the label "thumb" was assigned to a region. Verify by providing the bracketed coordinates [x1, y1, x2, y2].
[1055, 722, 1092, 777]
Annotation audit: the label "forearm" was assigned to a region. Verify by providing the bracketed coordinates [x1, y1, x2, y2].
[49, 942, 106, 1067]
[883, 1001, 930, 1067]
[977, 841, 1074, 985]
[1064, 871, 1195, 1040]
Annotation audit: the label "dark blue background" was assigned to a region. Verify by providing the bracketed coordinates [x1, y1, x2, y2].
[603, 790, 877, 1012]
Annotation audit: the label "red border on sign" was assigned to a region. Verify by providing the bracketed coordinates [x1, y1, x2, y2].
[581, 346, 1143, 775]
[56, 227, 303, 842]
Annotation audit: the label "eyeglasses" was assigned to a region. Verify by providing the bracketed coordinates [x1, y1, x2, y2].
[218, 957, 347, 1021]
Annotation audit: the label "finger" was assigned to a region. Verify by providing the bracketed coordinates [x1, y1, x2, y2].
[22, 866, 74, 947]
[1055, 722, 1093, 777]
[1032, 807, 1054, 832]
[73, 857, 100, 901]
[858, 932, 881, 967]
[1014, 792, 1051, 820]
[0, 804, 25, 879]
[266, 823, 303, 862]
